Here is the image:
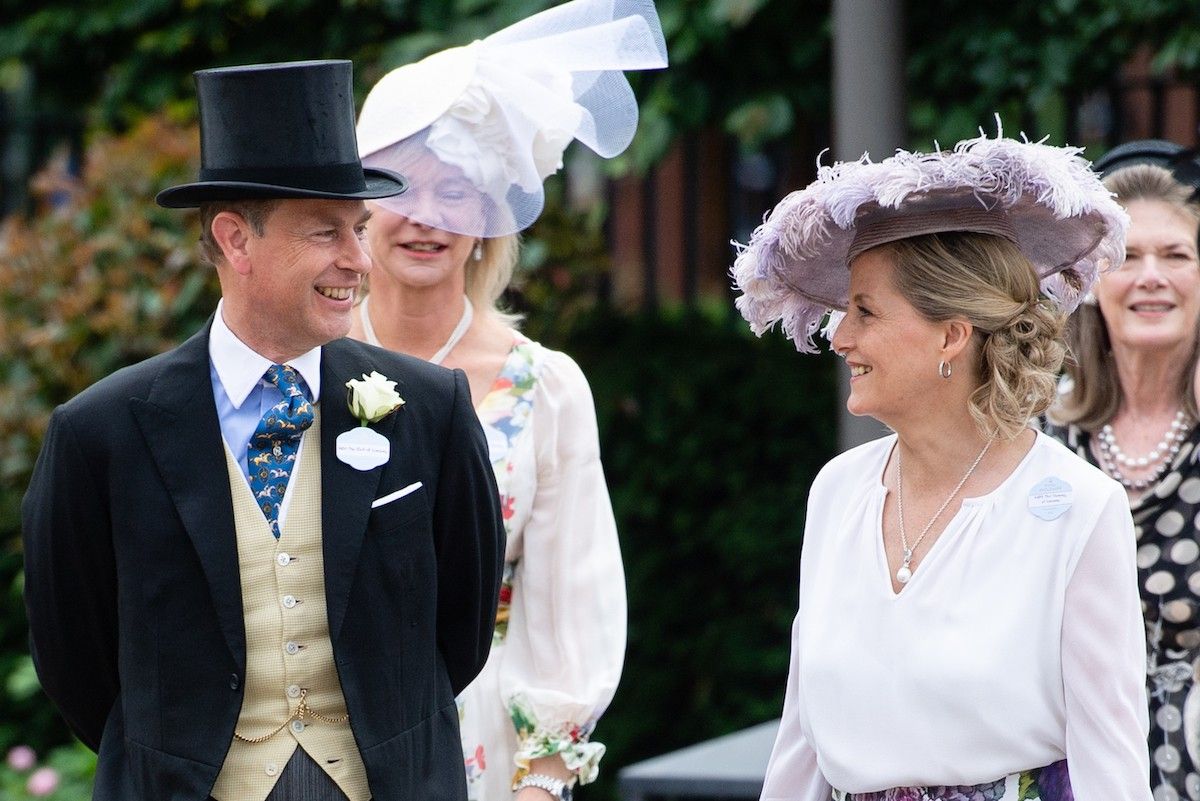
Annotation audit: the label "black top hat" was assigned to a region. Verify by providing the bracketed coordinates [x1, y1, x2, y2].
[1093, 139, 1200, 199]
[156, 60, 407, 208]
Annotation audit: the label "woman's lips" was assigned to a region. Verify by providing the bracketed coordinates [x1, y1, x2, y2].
[401, 241, 448, 253]
[1128, 301, 1176, 314]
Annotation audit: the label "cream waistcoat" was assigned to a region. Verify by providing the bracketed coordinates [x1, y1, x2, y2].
[211, 411, 370, 801]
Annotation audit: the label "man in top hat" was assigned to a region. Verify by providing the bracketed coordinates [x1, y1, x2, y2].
[22, 59, 505, 801]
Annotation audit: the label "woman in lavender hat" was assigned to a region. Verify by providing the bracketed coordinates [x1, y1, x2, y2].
[733, 132, 1150, 801]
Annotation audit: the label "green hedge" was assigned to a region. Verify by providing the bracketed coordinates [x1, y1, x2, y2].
[550, 307, 837, 798]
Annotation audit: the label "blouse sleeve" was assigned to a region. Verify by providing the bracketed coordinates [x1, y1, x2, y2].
[498, 349, 626, 786]
[1061, 484, 1152, 801]
[760, 613, 831, 801]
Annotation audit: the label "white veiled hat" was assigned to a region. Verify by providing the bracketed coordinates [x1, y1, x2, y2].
[357, 0, 668, 237]
[731, 131, 1130, 354]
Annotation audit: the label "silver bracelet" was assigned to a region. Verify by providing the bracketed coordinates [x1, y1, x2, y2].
[514, 773, 572, 801]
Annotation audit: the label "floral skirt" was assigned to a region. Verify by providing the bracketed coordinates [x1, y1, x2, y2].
[831, 760, 1072, 801]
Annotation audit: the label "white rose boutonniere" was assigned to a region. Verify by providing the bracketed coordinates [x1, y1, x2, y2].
[337, 371, 404, 471]
[346, 371, 405, 426]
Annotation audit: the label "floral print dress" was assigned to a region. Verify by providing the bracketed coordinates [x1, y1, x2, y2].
[1045, 421, 1200, 801]
[457, 335, 625, 800]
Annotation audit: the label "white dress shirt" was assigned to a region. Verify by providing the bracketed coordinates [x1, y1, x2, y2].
[762, 432, 1151, 801]
[208, 300, 322, 531]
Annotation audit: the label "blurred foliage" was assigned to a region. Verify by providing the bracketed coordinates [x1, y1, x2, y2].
[0, 741, 95, 800]
[0, 117, 214, 529]
[0, 0, 829, 173]
[9, 0, 1200, 170]
[509, 169, 612, 338]
[908, 0, 1200, 145]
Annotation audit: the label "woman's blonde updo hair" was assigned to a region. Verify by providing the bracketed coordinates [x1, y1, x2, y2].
[880, 231, 1067, 440]
[1050, 164, 1200, 430]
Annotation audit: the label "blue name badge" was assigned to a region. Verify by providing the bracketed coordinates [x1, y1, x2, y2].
[1028, 477, 1073, 521]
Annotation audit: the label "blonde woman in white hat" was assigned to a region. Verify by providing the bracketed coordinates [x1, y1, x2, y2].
[733, 135, 1151, 801]
[352, 2, 667, 799]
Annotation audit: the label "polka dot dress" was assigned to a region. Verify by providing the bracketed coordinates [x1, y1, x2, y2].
[1046, 421, 1200, 801]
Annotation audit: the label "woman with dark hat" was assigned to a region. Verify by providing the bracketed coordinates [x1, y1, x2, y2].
[734, 133, 1150, 801]
[351, 2, 667, 799]
[1045, 145, 1200, 800]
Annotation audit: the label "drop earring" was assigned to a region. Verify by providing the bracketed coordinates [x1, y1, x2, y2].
[473, 241, 483, 262]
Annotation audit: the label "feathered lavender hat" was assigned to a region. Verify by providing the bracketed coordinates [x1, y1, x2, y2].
[731, 131, 1129, 353]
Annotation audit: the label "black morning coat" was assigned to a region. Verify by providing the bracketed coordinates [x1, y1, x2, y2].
[21, 322, 506, 801]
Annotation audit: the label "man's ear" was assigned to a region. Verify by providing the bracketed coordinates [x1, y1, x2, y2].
[210, 212, 254, 276]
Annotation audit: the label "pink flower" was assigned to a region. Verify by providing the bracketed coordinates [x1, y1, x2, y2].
[26, 766, 60, 797]
[6, 745, 36, 771]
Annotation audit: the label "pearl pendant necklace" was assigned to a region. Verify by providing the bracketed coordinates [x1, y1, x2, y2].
[894, 438, 993, 585]
[1096, 410, 1191, 491]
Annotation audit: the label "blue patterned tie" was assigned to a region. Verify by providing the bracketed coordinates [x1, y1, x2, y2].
[248, 364, 315, 538]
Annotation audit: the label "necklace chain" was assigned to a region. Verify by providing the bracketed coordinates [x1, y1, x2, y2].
[895, 438, 993, 585]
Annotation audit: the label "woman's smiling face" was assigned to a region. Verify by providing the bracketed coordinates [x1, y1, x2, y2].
[831, 247, 957, 426]
[1096, 198, 1200, 355]
[364, 150, 486, 290]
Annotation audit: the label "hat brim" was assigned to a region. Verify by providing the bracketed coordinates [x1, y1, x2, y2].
[731, 135, 1129, 354]
[155, 167, 407, 208]
[781, 194, 1110, 312]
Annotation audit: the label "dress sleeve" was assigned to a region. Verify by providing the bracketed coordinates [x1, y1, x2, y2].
[761, 612, 831, 801]
[1060, 483, 1152, 801]
[498, 350, 626, 786]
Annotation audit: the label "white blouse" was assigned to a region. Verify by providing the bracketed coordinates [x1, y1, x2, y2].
[458, 338, 625, 800]
[762, 432, 1151, 801]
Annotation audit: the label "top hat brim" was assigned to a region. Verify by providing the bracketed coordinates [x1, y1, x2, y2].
[155, 167, 407, 208]
[1092, 139, 1185, 176]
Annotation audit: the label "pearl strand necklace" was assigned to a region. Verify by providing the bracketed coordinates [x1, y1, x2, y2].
[894, 438, 993, 585]
[1096, 410, 1191, 491]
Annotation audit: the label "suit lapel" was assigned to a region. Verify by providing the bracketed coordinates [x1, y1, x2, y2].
[320, 340, 395, 644]
[130, 323, 245, 667]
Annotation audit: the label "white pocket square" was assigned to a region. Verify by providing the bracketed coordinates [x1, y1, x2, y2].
[371, 481, 423, 509]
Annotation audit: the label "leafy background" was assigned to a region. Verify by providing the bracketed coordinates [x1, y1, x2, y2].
[2, 0, 1197, 798]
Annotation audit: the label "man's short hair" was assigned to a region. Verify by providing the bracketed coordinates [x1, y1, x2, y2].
[197, 199, 280, 266]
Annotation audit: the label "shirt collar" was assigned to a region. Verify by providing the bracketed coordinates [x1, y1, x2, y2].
[209, 300, 323, 409]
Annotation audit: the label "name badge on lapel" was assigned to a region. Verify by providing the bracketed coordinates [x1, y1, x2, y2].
[337, 427, 390, 471]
